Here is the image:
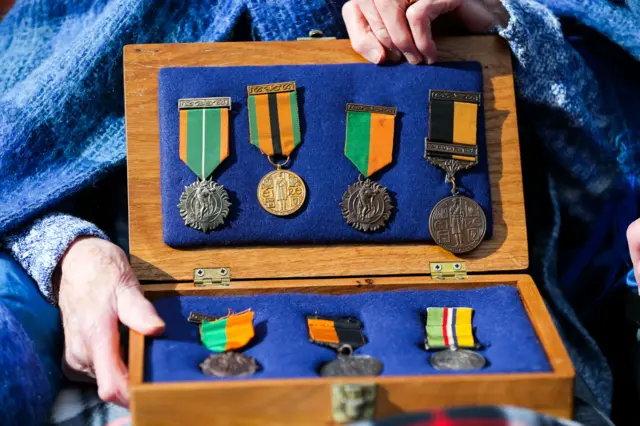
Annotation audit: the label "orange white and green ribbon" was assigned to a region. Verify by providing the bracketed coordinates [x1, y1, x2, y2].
[345, 103, 397, 177]
[178, 97, 231, 180]
[199, 309, 255, 353]
[425, 307, 475, 349]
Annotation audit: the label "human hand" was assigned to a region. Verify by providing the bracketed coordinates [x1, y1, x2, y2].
[342, 0, 508, 65]
[628, 219, 640, 294]
[56, 237, 165, 406]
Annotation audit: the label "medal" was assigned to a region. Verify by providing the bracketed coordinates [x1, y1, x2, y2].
[197, 309, 260, 377]
[307, 315, 383, 377]
[247, 81, 306, 216]
[177, 97, 232, 232]
[424, 307, 486, 371]
[340, 103, 397, 232]
[425, 90, 487, 253]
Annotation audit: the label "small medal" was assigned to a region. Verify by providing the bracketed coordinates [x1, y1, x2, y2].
[247, 81, 306, 216]
[197, 309, 260, 377]
[425, 90, 487, 253]
[340, 103, 397, 232]
[424, 307, 486, 371]
[307, 315, 383, 377]
[177, 97, 232, 232]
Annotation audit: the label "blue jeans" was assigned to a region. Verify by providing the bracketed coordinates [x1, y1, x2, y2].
[0, 252, 63, 425]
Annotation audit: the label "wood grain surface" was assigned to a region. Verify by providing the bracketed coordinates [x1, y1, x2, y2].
[129, 274, 574, 424]
[123, 36, 528, 282]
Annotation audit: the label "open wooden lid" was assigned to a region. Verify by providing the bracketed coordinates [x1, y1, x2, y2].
[123, 36, 527, 283]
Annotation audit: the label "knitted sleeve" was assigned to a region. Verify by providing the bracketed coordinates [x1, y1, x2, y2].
[1, 213, 108, 304]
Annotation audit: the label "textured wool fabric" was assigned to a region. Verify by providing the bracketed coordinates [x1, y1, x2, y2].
[0, 253, 62, 425]
[145, 286, 550, 383]
[160, 62, 492, 246]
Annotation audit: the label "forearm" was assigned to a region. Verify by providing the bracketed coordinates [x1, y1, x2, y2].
[1, 213, 108, 303]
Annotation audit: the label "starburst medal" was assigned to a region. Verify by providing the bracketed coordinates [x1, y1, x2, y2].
[340, 103, 397, 232]
[177, 97, 232, 232]
[247, 81, 306, 216]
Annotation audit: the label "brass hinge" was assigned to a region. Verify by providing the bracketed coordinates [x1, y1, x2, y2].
[193, 268, 231, 287]
[430, 261, 467, 280]
[297, 29, 336, 40]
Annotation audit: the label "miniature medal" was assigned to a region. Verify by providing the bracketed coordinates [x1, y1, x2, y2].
[198, 309, 260, 377]
[307, 315, 383, 377]
[425, 90, 487, 253]
[247, 82, 306, 216]
[177, 97, 232, 232]
[340, 103, 397, 232]
[424, 307, 486, 371]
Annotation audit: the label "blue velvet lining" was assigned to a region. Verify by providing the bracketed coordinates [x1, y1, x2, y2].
[145, 287, 550, 383]
[159, 62, 492, 247]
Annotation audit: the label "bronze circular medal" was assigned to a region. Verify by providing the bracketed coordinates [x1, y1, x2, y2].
[178, 179, 231, 232]
[320, 355, 383, 377]
[430, 348, 486, 371]
[428, 195, 486, 253]
[200, 352, 259, 377]
[340, 179, 393, 232]
[257, 169, 306, 216]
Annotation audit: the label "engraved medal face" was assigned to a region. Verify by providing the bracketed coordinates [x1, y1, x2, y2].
[178, 179, 231, 232]
[340, 179, 393, 232]
[429, 195, 486, 253]
[430, 348, 486, 371]
[200, 352, 259, 377]
[257, 169, 306, 216]
[320, 355, 383, 377]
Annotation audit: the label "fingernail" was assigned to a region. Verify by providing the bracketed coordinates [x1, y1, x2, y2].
[426, 56, 435, 65]
[406, 53, 422, 65]
[367, 49, 383, 64]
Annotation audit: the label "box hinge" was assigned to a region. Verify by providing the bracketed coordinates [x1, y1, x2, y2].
[193, 268, 231, 287]
[430, 261, 467, 280]
[331, 383, 377, 424]
[297, 30, 336, 40]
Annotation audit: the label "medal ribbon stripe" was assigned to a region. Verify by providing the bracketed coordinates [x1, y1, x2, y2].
[200, 310, 255, 353]
[426, 307, 475, 349]
[179, 106, 229, 180]
[248, 85, 301, 156]
[427, 91, 479, 163]
[308, 318, 340, 344]
[345, 105, 396, 177]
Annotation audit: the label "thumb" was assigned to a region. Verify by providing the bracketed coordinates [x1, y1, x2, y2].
[116, 271, 165, 336]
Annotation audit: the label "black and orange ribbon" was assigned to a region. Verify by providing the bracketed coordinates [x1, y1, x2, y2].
[426, 90, 480, 163]
[307, 316, 366, 350]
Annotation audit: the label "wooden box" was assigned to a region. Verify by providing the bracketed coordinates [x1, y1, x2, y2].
[124, 37, 574, 425]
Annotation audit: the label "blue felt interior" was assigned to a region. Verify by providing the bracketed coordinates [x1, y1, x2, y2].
[145, 287, 550, 383]
[159, 62, 493, 247]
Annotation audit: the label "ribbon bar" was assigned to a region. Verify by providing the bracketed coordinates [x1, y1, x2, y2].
[346, 103, 397, 116]
[179, 97, 232, 110]
[247, 81, 296, 95]
[425, 307, 476, 349]
[429, 90, 481, 104]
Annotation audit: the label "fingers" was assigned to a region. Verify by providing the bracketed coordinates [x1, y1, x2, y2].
[92, 323, 130, 407]
[343, 1, 386, 63]
[374, 0, 423, 64]
[116, 267, 165, 336]
[357, 0, 403, 61]
[627, 219, 640, 287]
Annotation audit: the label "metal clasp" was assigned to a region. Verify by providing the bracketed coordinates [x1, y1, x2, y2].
[331, 383, 377, 423]
[430, 261, 467, 280]
[193, 268, 231, 287]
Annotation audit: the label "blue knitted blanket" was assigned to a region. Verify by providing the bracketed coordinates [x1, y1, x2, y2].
[1, 0, 639, 417]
